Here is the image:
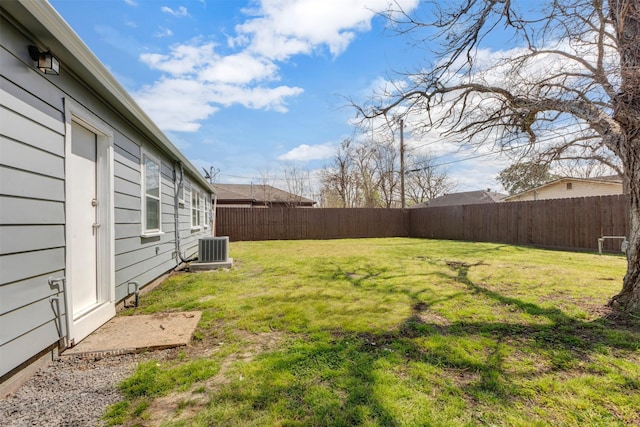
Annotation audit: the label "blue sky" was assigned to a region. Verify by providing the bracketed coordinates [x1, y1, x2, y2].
[49, 0, 511, 193]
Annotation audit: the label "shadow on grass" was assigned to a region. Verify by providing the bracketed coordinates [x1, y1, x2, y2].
[378, 261, 640, 401]
[202, 261, 639, 425]
[131, 255, 638, 426]
[203, 336, 401, 426]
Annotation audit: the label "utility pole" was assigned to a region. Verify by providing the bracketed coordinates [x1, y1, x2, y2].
[399, 118, 406, 208]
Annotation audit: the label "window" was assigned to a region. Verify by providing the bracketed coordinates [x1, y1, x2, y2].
[566, 183, 573, 190]
[203, 194, 210, 228]
[142, 152, 161, 234]
[178, 179, 187, 206]
[192, 188, 201, 228]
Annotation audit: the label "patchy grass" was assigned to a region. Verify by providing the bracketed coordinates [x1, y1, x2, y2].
[104, 238, 639, 426]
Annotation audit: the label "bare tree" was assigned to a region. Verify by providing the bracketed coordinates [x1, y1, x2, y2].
[281, 162, 312, 207]
[553, 158, 621, 179]
[320, 139, 360, 208]
[357, 0, 640, 312]
[352, 142, 382, 207]
[405, 152, 458, 205]
[256, 167, 276, 207]
[372, 139, 401, 208]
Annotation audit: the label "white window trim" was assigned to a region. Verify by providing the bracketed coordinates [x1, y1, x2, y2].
[141, 150, 164, 237]
[191, 187, 201, 230]
[203, 193, 210, 229]
[178, 178, 189, 207]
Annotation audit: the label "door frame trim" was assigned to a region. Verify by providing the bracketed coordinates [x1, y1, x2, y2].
[63, 98, 115, 345]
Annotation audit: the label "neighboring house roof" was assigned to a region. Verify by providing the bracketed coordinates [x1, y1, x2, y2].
[212, 184, 316, 206]
[503, 176, 623, 202]
[2, 1, 210, 191]
[410, 190, 507, 208]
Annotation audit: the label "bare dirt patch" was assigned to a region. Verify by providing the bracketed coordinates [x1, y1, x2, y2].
[413, 301, 451, 326]
[144, 331, 285, 426]
[417, 310, 452, 326]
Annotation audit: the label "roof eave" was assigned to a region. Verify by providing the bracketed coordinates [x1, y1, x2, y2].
[9, 0, 210, 191]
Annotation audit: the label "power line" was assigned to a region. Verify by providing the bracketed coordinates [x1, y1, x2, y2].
[403, 116, 587, 154]
[405, 128, 597, 172]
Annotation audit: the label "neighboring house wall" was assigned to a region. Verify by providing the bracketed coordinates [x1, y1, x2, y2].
[505, 179, 623, 202]
[0, 2, 211, 380]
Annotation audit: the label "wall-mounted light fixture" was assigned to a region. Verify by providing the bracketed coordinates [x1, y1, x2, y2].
[28, 45, 59, 75]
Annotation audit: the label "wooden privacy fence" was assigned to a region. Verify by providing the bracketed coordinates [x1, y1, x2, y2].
[216, 194, 628, 252]
[215, 207, 409, 241]
[409, 194, 628, 252]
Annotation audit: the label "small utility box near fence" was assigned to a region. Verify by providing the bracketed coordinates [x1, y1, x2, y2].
[215, 195, 629, 254]
[598, 236, 628, 255]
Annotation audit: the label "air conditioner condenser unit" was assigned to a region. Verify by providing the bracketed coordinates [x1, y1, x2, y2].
[198, 236, 229, 263]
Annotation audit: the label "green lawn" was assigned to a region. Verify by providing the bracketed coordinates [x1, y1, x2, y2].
[105, 238, 639, 426]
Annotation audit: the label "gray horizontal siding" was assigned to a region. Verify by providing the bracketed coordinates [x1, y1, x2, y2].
[115, 236, 143, 255]
[115, 192, 140, 211]
[114, 144, 140, 167]
[0, 105, 65, 156]
[0, 194, 65, 226]
[115, 175, 140, 197]
[115, 223, 141, 240]
[0, 74, 66, 377]
[114, 158, 140, 183]
[0, 136, 64, 179]
[0, 321, 59, 377]
[115, 241, 175, 271]
[0, 248, 65, 286]
[0, 166, 65, 202]
[0, 270, 65, 315]
[0, 225, 65, 255]
[115, 250, 176, 300]
[115, 207, 140, 224]
[1, 297, 65, 344]
[113, 133, 140, 163]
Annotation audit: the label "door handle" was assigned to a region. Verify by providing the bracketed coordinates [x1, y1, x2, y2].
[92, 223, 101, 235]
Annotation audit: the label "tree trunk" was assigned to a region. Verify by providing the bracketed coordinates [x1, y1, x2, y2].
[610, 185, 640, 312]
[608, 0, 640, 313]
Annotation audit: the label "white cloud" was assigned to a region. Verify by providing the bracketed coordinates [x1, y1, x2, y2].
[198, 52, 279, 84]
[135, 0, 420, 132]
[154, 27, 173, 38]
[140, 43, 216, 75]
[207, 84, 304, 112]
[134, 77, 302, 131]
[135, 78, 219, 132]
[235, 0, 420, 59]
[278, 142, 337, 161]
[124, 0, 137, 6]
[161, 6, 189, 17]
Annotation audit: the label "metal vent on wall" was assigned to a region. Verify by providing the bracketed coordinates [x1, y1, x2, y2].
[198, 236, 229, 262]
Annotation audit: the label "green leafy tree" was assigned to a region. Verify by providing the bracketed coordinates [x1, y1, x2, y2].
[498, 162, 557, 195]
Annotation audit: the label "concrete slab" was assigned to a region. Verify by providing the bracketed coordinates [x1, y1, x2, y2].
[62, 311, 202, 358]
[189, 258, 234, 271]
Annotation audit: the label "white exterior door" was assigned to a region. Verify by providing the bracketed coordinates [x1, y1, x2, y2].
[66, 120, 114, 345]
